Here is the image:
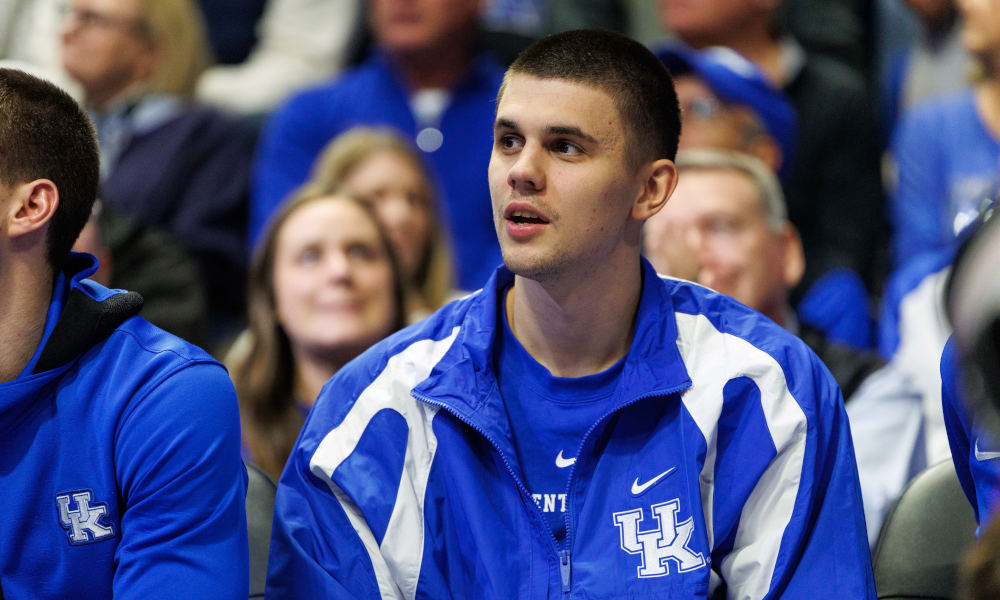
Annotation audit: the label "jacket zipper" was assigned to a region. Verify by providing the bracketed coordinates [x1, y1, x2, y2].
[561, 383, 692, 562]
[414, 381, 691, 596]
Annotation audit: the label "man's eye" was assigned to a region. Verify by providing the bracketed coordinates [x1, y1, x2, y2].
[498, 135, 521, 150]
[553, 140, 582, 156]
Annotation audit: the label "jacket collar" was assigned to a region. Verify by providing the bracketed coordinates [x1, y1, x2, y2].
[412, 258, 692, 441]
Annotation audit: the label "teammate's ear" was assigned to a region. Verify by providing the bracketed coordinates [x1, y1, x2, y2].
[632, 159, 677, 221]
[7, 179, 59, 240]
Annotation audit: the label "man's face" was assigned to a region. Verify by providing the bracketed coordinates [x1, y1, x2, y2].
[643, 168, 798, 320]
[61, 0, 156, 103]
[658, 0, 773, 45]
[489, 75, 640, 282]
[371, 0, 481, 55]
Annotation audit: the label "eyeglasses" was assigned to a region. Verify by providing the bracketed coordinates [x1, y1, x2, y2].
[60, 4, 149, 38]
[681, 97, 722, 120]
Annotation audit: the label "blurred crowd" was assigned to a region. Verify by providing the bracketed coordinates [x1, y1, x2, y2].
[3, 0, 997, 551]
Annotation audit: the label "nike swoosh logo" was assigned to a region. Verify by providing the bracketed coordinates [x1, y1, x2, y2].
[555, 451, 576, 469]
[975, 439, 1000, 461]
[631, 468, 676, 496]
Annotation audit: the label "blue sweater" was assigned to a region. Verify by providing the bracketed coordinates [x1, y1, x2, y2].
[266, 260, 874, 599]
[0, 253, 249, 599]
[252, 51, 506, 291]
[891, 91, 1000, 271]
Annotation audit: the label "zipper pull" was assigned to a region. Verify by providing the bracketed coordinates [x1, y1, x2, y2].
[559, 550, 572, 593]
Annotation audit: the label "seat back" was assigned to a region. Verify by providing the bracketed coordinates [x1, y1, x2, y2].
[245, 462, 277, 599]
[873, 460, 978, 599]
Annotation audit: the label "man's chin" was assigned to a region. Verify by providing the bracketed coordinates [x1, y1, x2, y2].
[501, 249, 567, 283]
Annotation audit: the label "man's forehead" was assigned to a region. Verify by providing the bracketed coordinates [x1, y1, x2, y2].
[495, 74, 622, 135]
[671, 169, 761, 216]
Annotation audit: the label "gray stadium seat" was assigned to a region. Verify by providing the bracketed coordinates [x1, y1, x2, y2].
[873, 460, 978, 599]
[245, 462, 277, 599]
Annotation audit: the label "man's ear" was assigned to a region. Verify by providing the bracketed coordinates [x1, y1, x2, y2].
[6, 180, 59, 241]
[632, 159, 678, 221]
[781, 222, 805, 289]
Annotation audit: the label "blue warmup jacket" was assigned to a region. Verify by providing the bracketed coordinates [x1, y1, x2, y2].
[252, 50, 506, 292]
[0, 253, 249, 599]
[267, 260, 875, 599]
[942, 337, 1000, 525]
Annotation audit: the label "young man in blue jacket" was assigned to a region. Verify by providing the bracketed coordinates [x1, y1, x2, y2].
[0, 68, 249, 599]
[267, 30, 876, 599]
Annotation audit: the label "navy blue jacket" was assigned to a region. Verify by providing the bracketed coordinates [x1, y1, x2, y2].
[267, 260, 875, 599]
[101, 105, 254, 317]
[252, 51, 506, 291]
[0, 253, 249, 599]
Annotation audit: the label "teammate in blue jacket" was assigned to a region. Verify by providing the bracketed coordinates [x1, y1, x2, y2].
[267, 30, 876, 599]
[0, 69, 249, 599]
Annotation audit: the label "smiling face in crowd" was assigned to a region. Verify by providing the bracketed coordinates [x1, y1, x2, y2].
[272, 197, 398, 366]
[342, 150, 433, 282]
[61, 0, 158, 108]
[643, 167, 803, 323]
[489, 74, 647, 283]
[658, 0, 777, 47]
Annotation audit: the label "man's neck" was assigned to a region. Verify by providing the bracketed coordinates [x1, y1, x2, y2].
[0, 259, 54, 383]
[389, 38, 474, 91]
[683, 24, 785, 86]
[505, 251, 643, 378]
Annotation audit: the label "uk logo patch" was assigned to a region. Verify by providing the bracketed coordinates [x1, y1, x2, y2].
[613, 499, 706, 577]
[56, 490, 116, 545]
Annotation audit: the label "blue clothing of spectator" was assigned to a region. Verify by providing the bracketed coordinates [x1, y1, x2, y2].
[891, 91, 1000, 272]
[252, 51, 506, 291]
[197, 0, 268, 65]
[496, 293, 623, 543]
[878, 246, 955, 359]
[798, 268, 875, 350]
[0, 253, 249, 599]
[942, 337, 1000, 526]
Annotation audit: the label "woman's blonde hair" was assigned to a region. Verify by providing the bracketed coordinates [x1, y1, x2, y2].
[231, 185, 406, 480]
[311, 127, 454, 316]
[135, 0, 211, 97]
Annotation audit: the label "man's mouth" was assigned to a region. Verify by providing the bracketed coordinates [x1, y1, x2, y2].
[508, 209, 549, 225]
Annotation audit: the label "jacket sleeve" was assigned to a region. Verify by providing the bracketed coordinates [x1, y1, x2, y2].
[265, 438, 392, 599]
[712, 345, 876, 599]
[113, 363, 249, 599]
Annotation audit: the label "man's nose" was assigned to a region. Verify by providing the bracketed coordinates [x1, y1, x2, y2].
[507, 142, 545, 194]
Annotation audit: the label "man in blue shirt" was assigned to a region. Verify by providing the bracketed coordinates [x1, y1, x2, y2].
[267, 30, 875, 599]
[252, 0, 505, 291]
[0, 68, 248, 599]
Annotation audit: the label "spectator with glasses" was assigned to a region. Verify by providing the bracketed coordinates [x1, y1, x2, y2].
[61, 0, 255, 335]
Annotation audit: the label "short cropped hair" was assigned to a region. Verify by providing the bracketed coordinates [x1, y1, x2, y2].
[0, 69, 100, 268]
[500, 29, 682, 171]
[675, 148, 787, 231]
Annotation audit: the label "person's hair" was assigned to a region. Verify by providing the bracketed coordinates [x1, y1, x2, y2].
[310, 127, 454, 313]
[135, 0, 212, 97]
[499, 29, 681, 171]
[232, 185, 407, 479]
[675, 148, 787, 231]
[0, 68, 100, 268]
